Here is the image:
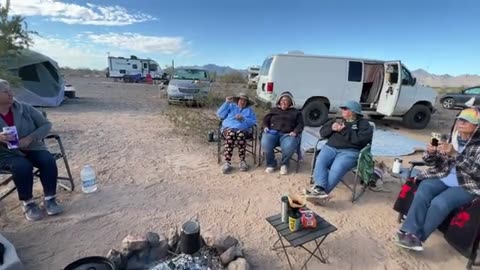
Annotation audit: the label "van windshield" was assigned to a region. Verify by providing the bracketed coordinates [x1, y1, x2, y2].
[173, 69, 209, 80]
[260, 57, 273, 76]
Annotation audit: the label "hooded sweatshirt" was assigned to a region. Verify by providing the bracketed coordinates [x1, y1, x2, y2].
[217, 101, 256, 131]
[418, 107, 480, 196]
[320, 117, 373, 150]
[262, 92, 304, 134]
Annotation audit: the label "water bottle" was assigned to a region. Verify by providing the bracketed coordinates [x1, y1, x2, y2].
[81, 165, 98, 193]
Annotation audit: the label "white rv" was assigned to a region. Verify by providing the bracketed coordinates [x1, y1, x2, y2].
[256, 52, 438, 129]
[247, 65, 260, 88]
[106, 56, 162, 79]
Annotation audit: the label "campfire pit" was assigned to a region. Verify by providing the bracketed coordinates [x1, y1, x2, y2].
[105, 221, 250, 270]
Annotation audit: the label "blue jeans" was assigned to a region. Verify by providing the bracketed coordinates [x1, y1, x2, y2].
[313, 144, 359, 194]
[401, 179, 476, 242]
[261, 132, 299, 167]
[0, 150, 58, 201]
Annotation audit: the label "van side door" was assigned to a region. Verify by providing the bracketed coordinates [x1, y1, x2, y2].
[376, 61, 402, 116]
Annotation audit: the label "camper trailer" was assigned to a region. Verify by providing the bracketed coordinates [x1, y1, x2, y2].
[106, 56, 162, 80]
[247, 65, 260, 89]
[256, 52, 437, 129]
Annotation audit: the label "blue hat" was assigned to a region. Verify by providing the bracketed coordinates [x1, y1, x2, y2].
[340, 101, 363, 117]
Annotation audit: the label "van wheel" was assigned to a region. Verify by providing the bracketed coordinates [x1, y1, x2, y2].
[402, 104, 431, 129]
[303, 100, 329, 127]
[369, 115, 385, 120]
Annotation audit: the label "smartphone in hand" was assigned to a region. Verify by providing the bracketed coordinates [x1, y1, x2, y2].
[431, 137, 439, 147]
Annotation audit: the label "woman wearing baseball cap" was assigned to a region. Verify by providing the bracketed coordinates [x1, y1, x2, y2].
[396, 107, 480, 251]
[306, 100, 373, 200]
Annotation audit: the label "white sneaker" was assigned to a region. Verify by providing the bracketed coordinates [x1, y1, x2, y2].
[265, 167, 275, 173]
[280, 165, 288, 175]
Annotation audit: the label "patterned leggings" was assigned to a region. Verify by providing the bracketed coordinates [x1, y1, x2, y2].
[223, 129, 249, 163]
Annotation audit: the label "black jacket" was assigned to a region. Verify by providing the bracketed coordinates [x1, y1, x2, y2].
[320, 118, 373, 150]
[262, 107, 304, 134]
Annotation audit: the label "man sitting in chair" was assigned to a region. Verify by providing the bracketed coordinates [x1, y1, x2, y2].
[261, 91, 303, 175]
[217, 93, 257, 174]
[306, 100, 373, 200]
[0, 79, 62, 221]
[396, 107, 480, 251]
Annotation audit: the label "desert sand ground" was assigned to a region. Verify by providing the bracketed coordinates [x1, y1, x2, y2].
[0, 76, 468, 270]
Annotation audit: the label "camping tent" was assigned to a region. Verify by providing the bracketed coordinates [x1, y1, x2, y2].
[0, 50, 64, 107]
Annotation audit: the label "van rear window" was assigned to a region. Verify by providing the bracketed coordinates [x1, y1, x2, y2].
[348, 61, 363, 82]
[260, 57, 273, 76]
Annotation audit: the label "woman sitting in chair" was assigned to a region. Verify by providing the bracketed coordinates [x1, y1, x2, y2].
[306, 100, 373, 200]
[216, 93, 257, 174]
[396, 107, 480, 251]
[261, 91, 304, 175]
[0, 79, 62, 221]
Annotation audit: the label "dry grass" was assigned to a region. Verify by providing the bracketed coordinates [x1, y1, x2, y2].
[433, 86, 463, 95]
[163, 82, 269, 142]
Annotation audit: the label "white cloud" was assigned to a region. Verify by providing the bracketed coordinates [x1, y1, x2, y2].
[31, 36, 107, 69]
[29, 33, 190, 69]
[5, 0, 155, 26]
[87, 32, 187, 55]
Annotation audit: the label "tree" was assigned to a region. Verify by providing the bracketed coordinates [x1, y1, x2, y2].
[0, 0, 37, 84]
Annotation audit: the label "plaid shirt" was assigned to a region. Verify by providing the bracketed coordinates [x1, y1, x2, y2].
[417, 126, 480, 196]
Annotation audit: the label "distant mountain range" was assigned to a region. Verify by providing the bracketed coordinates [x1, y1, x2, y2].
[193, 64, 247, 76]
[412, 69, 480, 88]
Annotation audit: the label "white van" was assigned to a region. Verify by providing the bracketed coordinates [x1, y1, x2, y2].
[256, 52, 437, 129]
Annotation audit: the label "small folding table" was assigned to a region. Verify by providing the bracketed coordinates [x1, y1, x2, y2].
[266, 210, 337, 270]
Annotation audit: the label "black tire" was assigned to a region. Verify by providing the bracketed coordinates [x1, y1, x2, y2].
[302, 100, 329, 127]
[442, 98, 455, 109]
[402, 104, 431, 129]
[369, 114, 385, 120]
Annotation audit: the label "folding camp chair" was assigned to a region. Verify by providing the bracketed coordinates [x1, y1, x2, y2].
[310, 141, 373, 203]
[217, 120, 258, 165]
[0, 113, 75, 202]
[257, 132, 302, 173]
[394, 161, 480, 270]
[309, 121, 376, 203]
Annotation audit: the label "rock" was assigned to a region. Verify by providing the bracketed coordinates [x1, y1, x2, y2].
[159, 233, 167, 242]
[202, 227, 239, 253]
[202, 226, 222, 247]
[220, 245, 243, 265]
[149, 240, 169, 262]
[167, 226, 179, 249]
[146, 232, 161, 247]
[122, 234, 149, 252]
[218, 236, 239, 253]
[227, 258, 250, 270]
[106, 249, 127, 270]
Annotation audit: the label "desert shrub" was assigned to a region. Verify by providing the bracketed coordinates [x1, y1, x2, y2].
[217, 72, 247, 84]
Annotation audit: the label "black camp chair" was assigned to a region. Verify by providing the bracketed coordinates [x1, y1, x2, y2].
[217, 120, 258, 165]
[0, 112, 74, 202]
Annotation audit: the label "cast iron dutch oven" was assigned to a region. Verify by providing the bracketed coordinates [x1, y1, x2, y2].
[64, 256, 115, 270]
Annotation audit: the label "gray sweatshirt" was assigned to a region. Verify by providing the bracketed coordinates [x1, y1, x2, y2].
[0, 101, 52, 159]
